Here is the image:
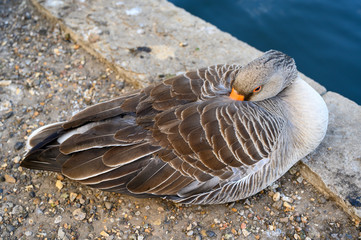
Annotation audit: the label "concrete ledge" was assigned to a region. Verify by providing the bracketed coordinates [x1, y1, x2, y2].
[30, 0, 360, 220]
[300, 92, 361, 220]
[30, 0, 325, 93]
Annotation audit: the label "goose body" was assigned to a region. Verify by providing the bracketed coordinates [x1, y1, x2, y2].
[21, 50, 328, 204]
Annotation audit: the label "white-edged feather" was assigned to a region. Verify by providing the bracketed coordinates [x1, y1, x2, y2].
[26, 122, 65, 152]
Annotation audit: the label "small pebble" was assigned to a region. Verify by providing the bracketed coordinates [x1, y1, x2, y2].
[25, 231, 33, 237]
[318, 197, 327, 204]
[0, 80, 12, 86]
[4, 174, 16, 183]
[153, 219, 162, 225]
[282, 196, 294, 203]
[206, 230, 216, 237]
[77, 194, 85, 204]
[187, 230, 194, 236]
[58, 227, 65, 239]
[136, 29, 145, 34]
[273, 192, 281, 201]
[283, 202, 292, 209]
[2, 111, 13, 119]
[39, 28, 47, 35]
[59, 193, 68, 200]
[69, 192, 77, 202]
[272, 200, 283, 210]
[56, 180, 63, 190]
[11, 205, 24, 215]
[224, 233, 233, 239]
[14, 141, 24, 150]
[242, 229, 251, 237]
[24, 12, 32, 20]
[186, 224, 192, 231]
[296, 176, 303, 183]
[289, 168, 297, 175]
[56, 174, 65, 180]
[72, 208, 86, 221]
[13, 156, 20, 163]
[105, 202, 112, 210]
[241, 222, 246, 229]
[54, 215, 62, 224]
[25, 59, 31, 65]
[7, 225, 15, 232]
[128, 234, 136, 240]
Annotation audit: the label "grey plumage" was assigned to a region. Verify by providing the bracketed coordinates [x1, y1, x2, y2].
[21, 50, 328, 204]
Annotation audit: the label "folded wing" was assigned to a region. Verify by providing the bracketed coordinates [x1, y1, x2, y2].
[22, 64, 286, 203]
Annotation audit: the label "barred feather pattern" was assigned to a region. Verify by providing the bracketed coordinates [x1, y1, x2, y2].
[21, 51, 328, 204]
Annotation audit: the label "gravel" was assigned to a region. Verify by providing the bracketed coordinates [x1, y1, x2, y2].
[0, 0, 360, 239]
[72, 208, 86, 221]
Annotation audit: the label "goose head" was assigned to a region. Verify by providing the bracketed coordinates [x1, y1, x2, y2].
[230, 50, 298, 101]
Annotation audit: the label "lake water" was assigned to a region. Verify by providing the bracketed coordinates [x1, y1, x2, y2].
[169, 0, 361, 104]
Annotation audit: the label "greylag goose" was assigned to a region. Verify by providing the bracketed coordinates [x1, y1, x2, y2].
[21, 50, 328, 204]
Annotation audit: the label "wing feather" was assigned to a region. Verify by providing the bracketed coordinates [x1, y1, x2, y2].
[61, 148, 112, 180]
[63, 94, 136, 129]
[103, 143, 161, 167]
[22, 64, 286, 204]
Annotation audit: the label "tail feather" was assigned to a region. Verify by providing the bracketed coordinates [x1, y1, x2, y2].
[22, 122, 66, 172]
[26, 122, 65, 152]
[21, 149, 64, 172]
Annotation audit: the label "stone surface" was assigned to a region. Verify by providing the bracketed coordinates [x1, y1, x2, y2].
[72, 208, 86, 221]
[301, 92, 361, 219]
[30, 0, 325, 94]
[4, 174, 16, 183]
[28, 0, 360, 222]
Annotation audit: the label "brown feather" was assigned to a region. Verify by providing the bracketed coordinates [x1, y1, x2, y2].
[87, 172, 138, 190]
[127, 159, 167, 193]
[102, 143, 161, 167]
[156, 177, 193, 195]
[149, 172, 183, 193]
[63, 96, 133, 129]
[197, 150, 227, 170]
[28, 122, 64, 148]
[61, 148, 111, 180]
[114, 125, 148, 142]
[78, 159, 148, 184]
[128, 164, 175, 193]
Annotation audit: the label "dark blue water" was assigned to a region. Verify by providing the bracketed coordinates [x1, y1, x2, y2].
[170, 0, 361, 104]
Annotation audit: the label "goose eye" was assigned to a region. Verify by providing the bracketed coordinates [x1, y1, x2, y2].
[253, 86, 262, 93]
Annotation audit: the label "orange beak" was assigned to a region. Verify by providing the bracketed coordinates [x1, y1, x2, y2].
[229, 88, 245, 101]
